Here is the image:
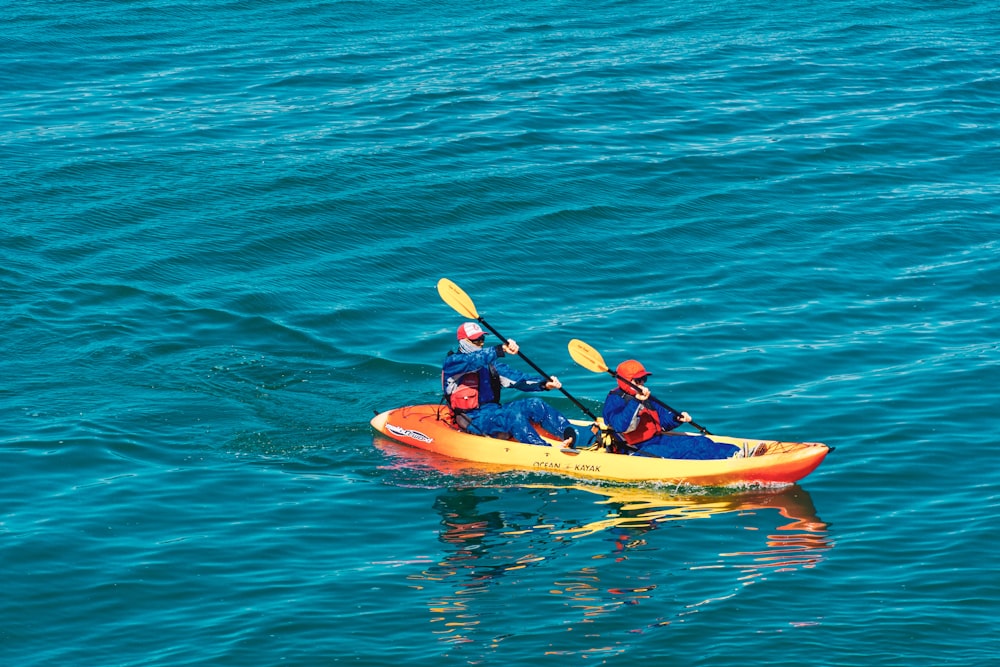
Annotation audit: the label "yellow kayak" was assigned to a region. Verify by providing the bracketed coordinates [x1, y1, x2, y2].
[370, 404, 830, 487]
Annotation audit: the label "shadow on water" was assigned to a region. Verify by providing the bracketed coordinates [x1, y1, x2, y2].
[373, 437, 833, 654]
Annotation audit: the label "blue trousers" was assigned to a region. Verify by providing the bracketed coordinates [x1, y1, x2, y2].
[633, 433, 739, 460]
[465, 399, 572, 446]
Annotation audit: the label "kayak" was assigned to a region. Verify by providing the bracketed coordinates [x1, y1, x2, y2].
[370, 404, 830, 487]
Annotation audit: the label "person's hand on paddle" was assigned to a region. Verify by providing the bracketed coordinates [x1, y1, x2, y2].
[636, 385, 691, 424]
[545, 376, 562, 390]
[636, 384, 692, 424]
[502, 339, 519, 355]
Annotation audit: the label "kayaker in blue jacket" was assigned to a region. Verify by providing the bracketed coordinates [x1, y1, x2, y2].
[603, 359, 745, 459]
[443, 322, 577, 448]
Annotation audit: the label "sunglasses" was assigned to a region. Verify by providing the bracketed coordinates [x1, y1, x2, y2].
[633, 376, 648, 384]
[470, 336, 486, 344]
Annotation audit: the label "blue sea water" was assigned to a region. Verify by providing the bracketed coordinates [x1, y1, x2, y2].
[2, 0, 998, 665]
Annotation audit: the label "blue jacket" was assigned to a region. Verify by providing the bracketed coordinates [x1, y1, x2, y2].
[603, 388, 683, 445]
[442, 345, 547, 410]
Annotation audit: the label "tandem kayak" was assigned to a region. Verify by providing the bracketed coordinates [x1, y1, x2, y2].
[370, 404, 830, 487]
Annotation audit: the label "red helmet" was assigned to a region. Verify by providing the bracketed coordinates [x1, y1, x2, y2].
[616, 359, 651, 393]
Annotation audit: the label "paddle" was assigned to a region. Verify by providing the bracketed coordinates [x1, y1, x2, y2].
[567, 338, 712, 435]
[436, 278, 599, 424]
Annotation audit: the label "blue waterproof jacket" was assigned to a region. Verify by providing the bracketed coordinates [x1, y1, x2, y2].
[442, 345, 547, 410]
[602, 389, 683, 444]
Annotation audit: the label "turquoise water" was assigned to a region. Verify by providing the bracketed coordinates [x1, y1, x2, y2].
[3, 1, 998, 665]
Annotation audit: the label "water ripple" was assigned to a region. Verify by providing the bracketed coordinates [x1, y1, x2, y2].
[3, 1, 999, 665]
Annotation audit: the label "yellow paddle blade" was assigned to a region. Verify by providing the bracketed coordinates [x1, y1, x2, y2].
[437, 278, 479, 319]
[568, 338, 610, 374]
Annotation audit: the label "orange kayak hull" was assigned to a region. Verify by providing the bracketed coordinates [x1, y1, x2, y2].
[371, 404, 830, 487]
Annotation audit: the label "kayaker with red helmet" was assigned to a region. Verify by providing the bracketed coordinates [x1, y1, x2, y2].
[602, 360, 742, 459]
[443, 322, 577, 448]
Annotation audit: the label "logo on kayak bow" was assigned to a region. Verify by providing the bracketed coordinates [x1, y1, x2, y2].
[386, 423, 432, 443]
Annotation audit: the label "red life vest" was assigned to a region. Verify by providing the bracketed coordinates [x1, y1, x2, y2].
[442, 361, 502, 412]
[448, 372, 481, 411]
[621, 406, 662, 445]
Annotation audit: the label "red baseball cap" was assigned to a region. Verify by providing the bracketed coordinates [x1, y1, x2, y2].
[616, 359, 651, 393]
[457, 322, 487, 341]
[617, 359, 651, 380]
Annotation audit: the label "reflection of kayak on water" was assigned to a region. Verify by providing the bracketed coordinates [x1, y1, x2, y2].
[371, 404, 831, 487]
[397, 481, 832, 648]
[390, 467, 832, 606]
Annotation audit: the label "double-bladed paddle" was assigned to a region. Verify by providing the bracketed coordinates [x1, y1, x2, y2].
[567, 338, 712, 435]
[436, 278, 599, 423]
